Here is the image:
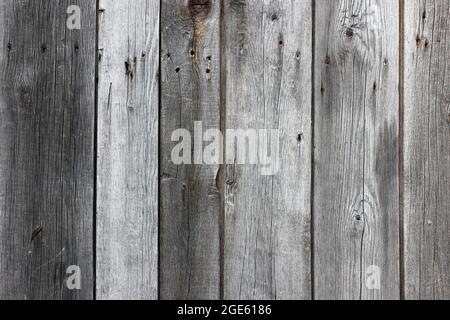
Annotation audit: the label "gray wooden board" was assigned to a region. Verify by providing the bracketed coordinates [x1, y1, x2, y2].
[96, 0, 159, 299]
[0, 0, 449, 301]
[223, 0, 313, 300]
[403, 0, 450, 300]
[0, 0, 95, 299]
[314, 0, 400, 300]
[160, 0, 221, 299]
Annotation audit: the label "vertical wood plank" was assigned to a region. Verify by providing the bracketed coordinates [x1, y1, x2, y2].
[160, 0, 221, 299]
[314, 0, 400, 299]
[223, 0, 312, 299]
[0, 0, 95, 299]
[97, 0, 159, 299]
[404, 0, 450, 300]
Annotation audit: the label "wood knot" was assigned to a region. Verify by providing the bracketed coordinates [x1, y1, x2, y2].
[188, 0, 211, 19]
[345, 28, 354, 38]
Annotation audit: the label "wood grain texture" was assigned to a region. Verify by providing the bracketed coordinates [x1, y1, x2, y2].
[403, 0, 450, 300]
[160, 0, 221, 299]
[0, 0, 95, 299]
[223, 0, 312, 300]
[314, 0, 400, 300]
[96, 0, 159, 299]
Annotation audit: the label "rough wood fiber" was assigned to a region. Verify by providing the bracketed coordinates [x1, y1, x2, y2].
[0, 0, 95, 299]
[97, 0, 159, 299]
[404, 0, 450, 300]
[223, 0, 312, 300]
[314, 0, 400, 300]
[160, 0, 221, 299]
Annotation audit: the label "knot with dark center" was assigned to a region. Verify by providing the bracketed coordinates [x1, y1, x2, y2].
[188, 0, 212, 18]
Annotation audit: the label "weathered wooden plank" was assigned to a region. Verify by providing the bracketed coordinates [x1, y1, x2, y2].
[223, 0, 312, 299]
[403, 0, 450, 300]
[160, 0, 221, 299]
[96, 0, 159, 299]
[0, 0, 95, 299]
[314, 0, 400, 299]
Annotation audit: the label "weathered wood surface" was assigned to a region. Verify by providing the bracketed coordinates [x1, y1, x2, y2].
[223, 0, 312, 300]
[0, 0, 449, 301]
[160, 0, 221, 299]
[97, 0, 159, 299]
[314, 0, 400, 299]
[0, 0, 95, 299]
[403, 0, 450, 300]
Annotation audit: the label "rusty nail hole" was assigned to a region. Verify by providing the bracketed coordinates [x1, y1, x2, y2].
[325, 55, 331, 65]
[188, 0, 212, 18]
[31, 226, 43, 241]
[345, 28, 354, 38]
[416, 35, 422, 47]
[175, 67, 180, 73]
[278, 40, 284, 48]
[206, 68, 211, 74]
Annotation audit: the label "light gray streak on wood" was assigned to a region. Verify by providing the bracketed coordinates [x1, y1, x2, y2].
[404, 0, 450, 300]
[223, 0, 312, 300]
[314, 0, 400, 300]
[97, 0, 159, 300]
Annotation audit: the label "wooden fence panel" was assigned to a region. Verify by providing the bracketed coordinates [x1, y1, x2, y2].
[314, 0, 400, 299]
[0, 0, 449, 302]
[404, 0, 450, 300]
[223, 0, 313, 300]
[97, 0, 159, 299]
[160, 0, 221, 299]
[0, 0, 96, 299]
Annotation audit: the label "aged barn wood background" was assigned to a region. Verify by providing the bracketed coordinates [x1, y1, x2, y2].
[0, 0, 448, 300]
